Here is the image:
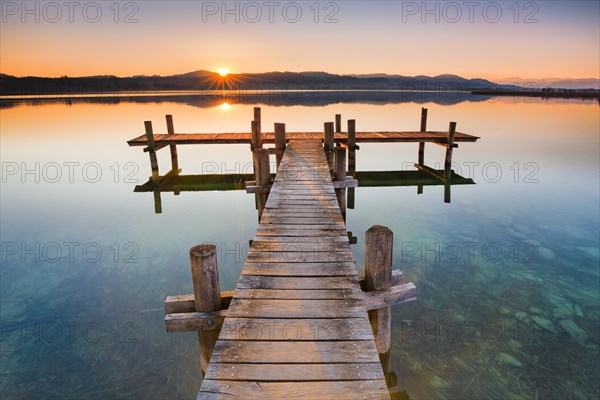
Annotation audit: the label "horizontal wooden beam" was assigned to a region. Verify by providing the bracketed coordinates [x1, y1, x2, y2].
[358, 269, 403, 291]
[245, 184, 272, 194]
[432, 142, 458, 149]
[333, 177, 358, 189]
[128, 131, 480, 147]
[414, 163, 449, 184]
[165, 310, 227, 333]
[143, 143, 169, 152]
[165, 291, 234, 314]
[363, 283, 416, 311]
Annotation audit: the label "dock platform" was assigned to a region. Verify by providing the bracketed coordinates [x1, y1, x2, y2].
[127, 130, 478, 147]
[197, 140, 390, 399]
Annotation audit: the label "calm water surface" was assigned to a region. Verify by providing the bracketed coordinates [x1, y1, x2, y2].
[1, 93, 598, 399]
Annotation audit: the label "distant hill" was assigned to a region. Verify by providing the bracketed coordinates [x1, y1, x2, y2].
[0, 70, 517, 96]
[495, 77, 599, 90]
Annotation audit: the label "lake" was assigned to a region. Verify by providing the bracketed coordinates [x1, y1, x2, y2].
[1, 91, 598, 399]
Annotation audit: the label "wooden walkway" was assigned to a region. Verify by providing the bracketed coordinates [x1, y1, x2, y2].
[127, 130, 478, 147]
[198, 140, 390, 399]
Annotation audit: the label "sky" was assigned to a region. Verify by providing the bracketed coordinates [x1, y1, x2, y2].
[0, 0, 598, 81]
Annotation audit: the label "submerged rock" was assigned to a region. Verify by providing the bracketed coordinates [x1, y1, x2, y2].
[538, 247, 556, 260]
[529, 307, 544, 315]
[497, 352, 522, 367]
[499, 306, 512, 315]
[553, 303, 575, 319]
[531, 316, 557, 334]
[514, 311, 528, 321]
[558, 319, 588, 346]
[574, 304, 584, 317]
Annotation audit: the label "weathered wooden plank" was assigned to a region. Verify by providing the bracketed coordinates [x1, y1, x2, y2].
[233, 288, 362, 300]
[333, 178, 359, 189]
[210, 340, 380, 363]
[198, 379, 390, 400]
[255, 229, 348, 237]
[261, 208, 339, 215]
[266, 200, 339, 205]
[250, 241, 348, 252]
[165, 291, 234, 314]
[256, 224, 346, 231]
[259, 216, 345, 225]
[246, 250, 354, 263]
[227, 298, 367, 318]
[236, 275, 358, 290]
[363, 283, 417, 311]
[242, 264, 355, 277]
[251, 236, 349, 245]
[205, 363, 385, 381]
[218, 317, 375, 341]
[165, 310, 226, 333]
[267, 192, 338, 199]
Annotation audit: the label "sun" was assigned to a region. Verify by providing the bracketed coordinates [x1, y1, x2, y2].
[217, 68, 230, 77]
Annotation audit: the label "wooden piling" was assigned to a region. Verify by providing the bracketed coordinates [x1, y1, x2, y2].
[274, 123, 286, 168]
[324, 122, 335, 175]
[365, 225, 393, 354]
[153, 187, 162, 214]
[254, 107, 261, 136]
[444, 122, 457, 178]
[418, 108, 427, 166]
[335, 114, 342, 133]
[348, 119, 356, 172]
[444, 181, 451, 204]
[253, 148, 271, 219]
[144, 121, 159, 182]
[165, 115, 179, 171]
[335, 146, 347, 215]
[251, 120, 262, 151]
[189, 244, 222, 376]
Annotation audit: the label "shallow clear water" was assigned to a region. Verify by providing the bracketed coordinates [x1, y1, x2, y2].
[1, 93, 598, 399]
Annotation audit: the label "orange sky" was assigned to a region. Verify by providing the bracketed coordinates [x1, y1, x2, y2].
[1, 1, 598, 80]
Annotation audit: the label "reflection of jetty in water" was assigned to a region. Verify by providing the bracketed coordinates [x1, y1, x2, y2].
[135, 169, 474, 214]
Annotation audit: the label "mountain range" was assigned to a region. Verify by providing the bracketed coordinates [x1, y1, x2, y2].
[494, 77, 599, 90]
[1, 71, 597, 96]
[0, 70, 515, 95]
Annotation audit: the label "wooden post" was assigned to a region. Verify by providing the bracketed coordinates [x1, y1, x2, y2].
[189, 244, 222, 376]
[153, 187, 162, 214]
[365, 225, 393, 354]
[253, 148, 270, 219]
[347, 188, 355, 210]
[335, 114, 342, 133]
[144, 121, 159, 182]
[254, 107, 261, 136]
[444, 181, 451, 204]
[274, 123, 286, 169]
[418, 108, 427, 166]
[348, 119, 356, 172]
[445, 122, 457, 178]
[324, 122, 335, 176]
[165, 115, 179, 171]
[251, 120, 262, 151]
[335, 146, 347, 215]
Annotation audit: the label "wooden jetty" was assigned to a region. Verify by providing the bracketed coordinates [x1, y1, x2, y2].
[128, 108, 479, 212]
[128, 108, 479, 398]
